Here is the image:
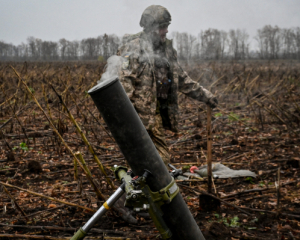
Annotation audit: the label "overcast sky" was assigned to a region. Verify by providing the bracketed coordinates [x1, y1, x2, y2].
[1, 0, 299, 48]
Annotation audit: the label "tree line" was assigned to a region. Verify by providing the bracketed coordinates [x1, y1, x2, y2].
[0, 25, 299, 61]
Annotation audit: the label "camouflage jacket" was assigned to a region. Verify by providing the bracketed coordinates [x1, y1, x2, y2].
[117, 31, 214, 132]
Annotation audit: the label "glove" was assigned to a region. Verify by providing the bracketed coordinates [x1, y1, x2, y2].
[207, 97, 218, 109]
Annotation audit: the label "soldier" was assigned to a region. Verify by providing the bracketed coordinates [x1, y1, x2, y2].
[117, 5, 218, 166]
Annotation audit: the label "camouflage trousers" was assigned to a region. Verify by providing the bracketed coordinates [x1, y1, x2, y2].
[147, 114, 170, 166]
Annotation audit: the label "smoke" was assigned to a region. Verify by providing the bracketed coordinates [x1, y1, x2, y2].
[98, 55, 124, 83]
[199, 68, 218, 88]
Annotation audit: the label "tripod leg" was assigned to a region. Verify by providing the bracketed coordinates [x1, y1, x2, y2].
[70, 183, 125, 240]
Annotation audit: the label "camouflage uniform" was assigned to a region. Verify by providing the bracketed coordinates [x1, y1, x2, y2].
[117, 7, 215, 165]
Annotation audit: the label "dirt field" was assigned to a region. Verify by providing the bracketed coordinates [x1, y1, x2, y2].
[0, 60, 300, 239]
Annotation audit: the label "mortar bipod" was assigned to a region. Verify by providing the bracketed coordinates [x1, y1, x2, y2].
[70, 183, 125, 240]
[115, 166, 179, 239]
[70, 166, 179, 240]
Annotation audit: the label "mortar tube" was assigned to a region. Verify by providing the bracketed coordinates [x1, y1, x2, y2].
[88, 78, 205, 240]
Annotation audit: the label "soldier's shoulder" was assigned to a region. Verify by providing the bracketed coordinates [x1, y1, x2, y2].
[118, 32, 143, 55]
[123, 32, 143, 44]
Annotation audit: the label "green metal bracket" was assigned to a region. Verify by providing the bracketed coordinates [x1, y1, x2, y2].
[148, 177, 179, 206]
[113, 166, 179, 239]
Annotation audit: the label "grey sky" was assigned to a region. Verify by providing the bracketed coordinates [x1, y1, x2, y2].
[1, 0, 299, 47]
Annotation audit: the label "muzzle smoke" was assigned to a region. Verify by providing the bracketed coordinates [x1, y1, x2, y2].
[98, 55, 124, 83]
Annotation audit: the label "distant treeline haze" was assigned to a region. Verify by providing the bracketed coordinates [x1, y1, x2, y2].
[1, 25, 300, 61]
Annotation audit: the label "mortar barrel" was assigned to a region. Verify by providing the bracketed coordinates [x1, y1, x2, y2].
[88, 78, 205, 240]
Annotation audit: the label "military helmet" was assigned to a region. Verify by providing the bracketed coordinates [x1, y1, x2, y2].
[140, 5, 171, 30]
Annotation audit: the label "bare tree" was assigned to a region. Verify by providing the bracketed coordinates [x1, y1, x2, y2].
[81, 38, 98, 60]
[229, 29, 249, 60]
[2, 25, 300, 61]
[176, 32, 183, 60]
[295, 27, 300, 59]
[255, 25, 280, 59]
[200, 29, 228, 60]
[103, 34, 109, 60]
[66, 40, 79, 60]
[255, 29, 265, 58]
[18, 43, 29, 60]
[108, 34, 120, 56]
[59, 38, 68, 60]
[27, 36, 36, 59]
[41, 41, 58, 60]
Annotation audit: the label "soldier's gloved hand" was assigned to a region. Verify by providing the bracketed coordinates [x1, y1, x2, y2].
[207, 97, 218, 109]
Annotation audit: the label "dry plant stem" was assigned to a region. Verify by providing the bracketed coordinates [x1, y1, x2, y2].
[75, 151, 92, 176]
[285, 84, 300, 113]
[1, 130, 13, 151]
[0, 94, 15, 108]
[175, 180, 205, 183]
[104, 238, 135, 240]
[25, 201, 78, 218]
[85, 103, 115, 142]
[277, 167, 281, 213]
[222, 77, 238, 94]
[69, 91, 115, 143]
[211, 176, 217, 195]
[263, 92, 296, 123]
[207, 105, 212, 193]
[0, 181, 95, 212]
[42, 83, 53, 122]
[51, 106, 69, 119]
[1, 185, 29, 221]
[50, 84, 115, 189]
[0, 223, 130, 236]
[247, 75, 260, 91]
[0, 69, 22, 108]
[209, 75, 225, 91]
[248, 101, 264, 130]
[279, 83, 300, 121]
[217, 107, 257, 132]
[201, 148, 207, 161]
[267, 78, 285, 97]
[10, 66, 106, 201]
[178, 183, 252, 216]
[67, 90, 89, 123]
[0, 234, 69, 240]
[244, 72, 251, 88]
[253, 100, 290, 128]
[221, 180, 298, 199]
[240, 206, 300, 220]
[0, 85, 30, 143]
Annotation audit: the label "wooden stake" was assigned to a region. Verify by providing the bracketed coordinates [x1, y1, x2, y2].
[73, 157, 78, 180]
[207, 105, 212, 193]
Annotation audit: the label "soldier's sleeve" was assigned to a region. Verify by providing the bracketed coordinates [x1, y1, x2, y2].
[172, 48, 214, 103]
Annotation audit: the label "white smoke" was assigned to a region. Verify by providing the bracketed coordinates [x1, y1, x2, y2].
[98, 55, 124, 83]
